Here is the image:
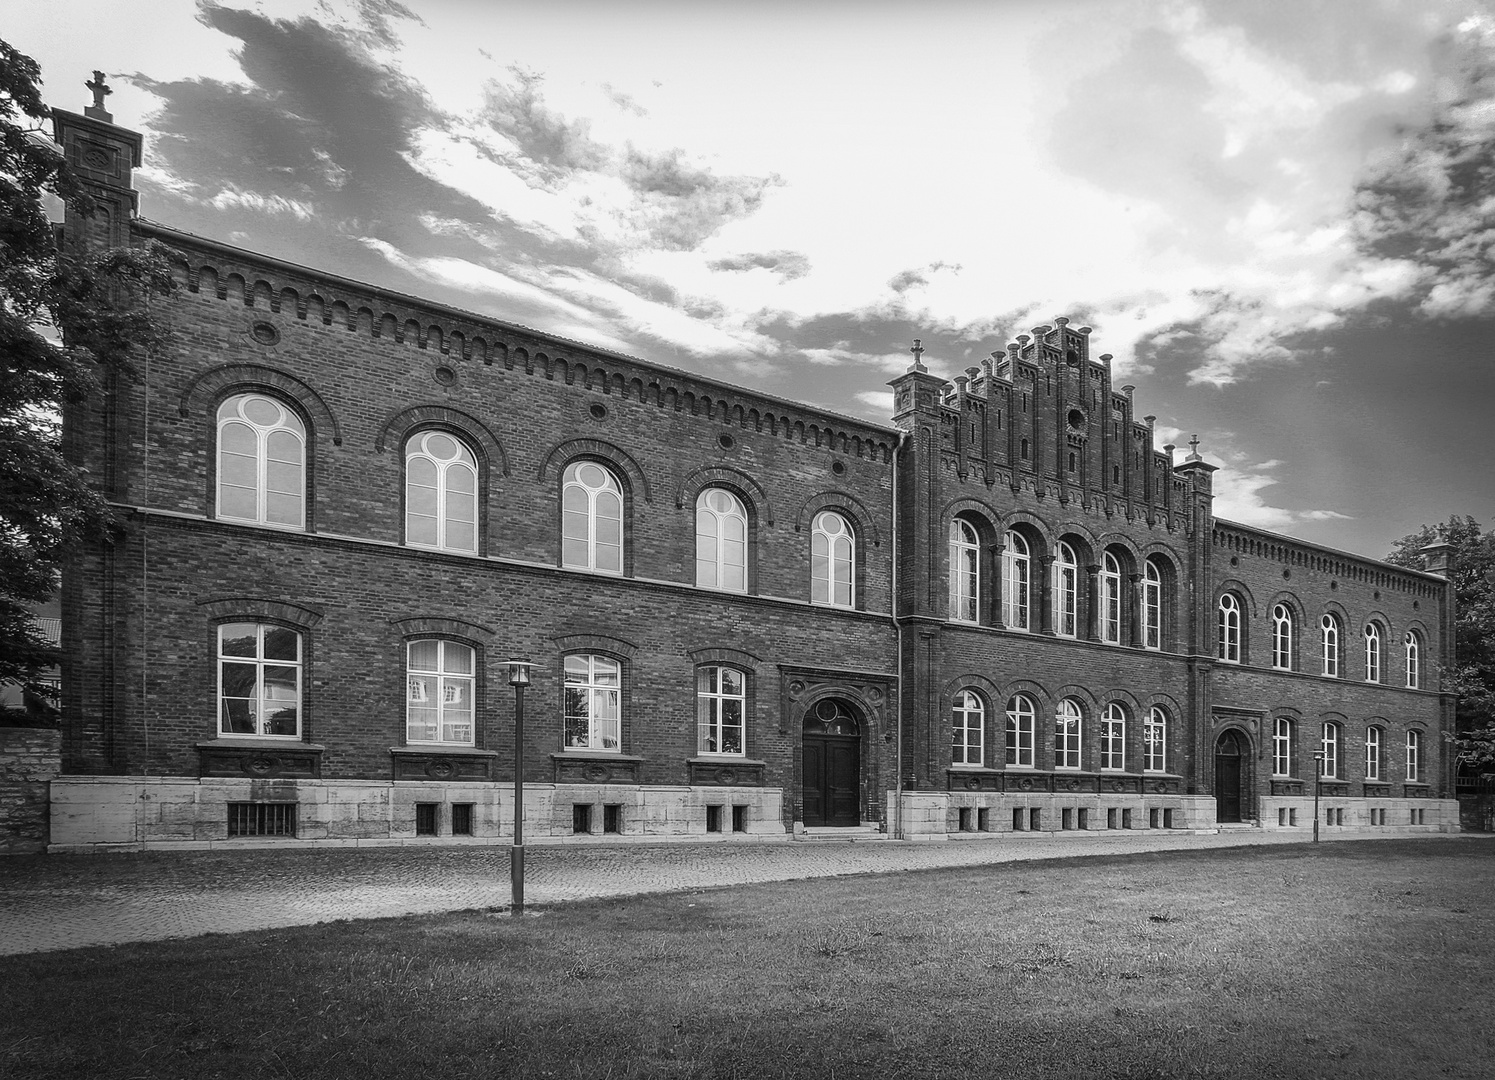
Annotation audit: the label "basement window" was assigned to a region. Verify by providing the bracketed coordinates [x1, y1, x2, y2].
[415, 803, 439, 836]
[228, 802, 297, 838]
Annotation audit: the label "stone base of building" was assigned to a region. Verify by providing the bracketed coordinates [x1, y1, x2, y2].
[1256, 795, 1460, 833]
[888, 790, 1220, 840]
[47, 776, 788, 852]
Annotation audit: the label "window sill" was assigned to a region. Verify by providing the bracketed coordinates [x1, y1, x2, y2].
[389, 746, 497, 781]
[390, 745, 498, 757]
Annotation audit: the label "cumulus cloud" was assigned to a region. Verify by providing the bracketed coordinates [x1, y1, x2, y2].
[1203, 441, 1353, 532]
[707, 250, 811, 280]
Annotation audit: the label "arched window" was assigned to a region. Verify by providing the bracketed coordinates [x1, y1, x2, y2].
[1365, 725, 1383, 781]
[1321, 614, 1340, 677]
[406, 431, 478, 552]
[1144, 706, 1168, 772]
[1099, 552, 1122, 644]
[1272, 718, 1293, 777]
[1141, 559, 1163, 650]
[1405, 631, 1421, 689]
[948, 518, 979, 623]
[695, 488, 748, 592]
[1005, 694, 1035, 768]
[1101, 702, 1126, 771]
[1271, 604, 1293, 670]
[1364, 623, 1382, 683]
[218, 622, 301, 738]
[1003, 531, 1031, 631]
[563, 653, 621, 751]
[1320, 723, 1341, 779]
[952, 690, 984, 767]
[1406, 729, 1421, 782]
[1217, 594, 1242, 663]
[562, 462, 623, 574]
[1052, 541, 1078, 638]
[216, 393, 305, 529]
[406, 639, 474, 745]
[811, 511, 855, 607]
[696, 665, 745, 755]
[1055, 698, 1082, 770]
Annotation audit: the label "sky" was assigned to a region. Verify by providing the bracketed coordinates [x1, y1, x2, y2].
[7, 0, 1495, 560]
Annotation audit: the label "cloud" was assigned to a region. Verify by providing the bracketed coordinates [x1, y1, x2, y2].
[601, 83, 648, 117]
[1202, 439, 1353, 532]
[707, 250, 811, 280]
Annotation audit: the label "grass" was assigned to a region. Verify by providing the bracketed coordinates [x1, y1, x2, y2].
[3, 839, 1493, 1079]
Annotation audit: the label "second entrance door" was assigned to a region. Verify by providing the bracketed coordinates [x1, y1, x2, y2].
[802, 698, 861, 827]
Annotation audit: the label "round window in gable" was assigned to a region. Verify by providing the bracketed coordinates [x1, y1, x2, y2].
[433, 365, 457, 387]
[718, 433, 736, 451]
[589, 403, 608, 421]
[831, 460, 847, 476]
[250, 321, 280, 346]
[1067, 408, 1085, 431]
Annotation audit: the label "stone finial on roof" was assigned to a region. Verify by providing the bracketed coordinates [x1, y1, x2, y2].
[1187, 434, 1201, 462]
[85, 70, 113, 122]
[909, 338, 926, 372]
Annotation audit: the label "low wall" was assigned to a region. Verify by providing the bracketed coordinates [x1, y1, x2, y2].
[888, 791, 1218, 841]
[0, 727, 61, 854]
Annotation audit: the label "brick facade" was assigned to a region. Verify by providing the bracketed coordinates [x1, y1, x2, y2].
[44, 99, 1458, 852]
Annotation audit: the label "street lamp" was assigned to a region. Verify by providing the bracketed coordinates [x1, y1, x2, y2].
[507, 656, 533, 914]
[1312, 750, 1325, 844]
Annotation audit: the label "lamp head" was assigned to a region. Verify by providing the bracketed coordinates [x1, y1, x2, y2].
[507, 657, 532, 687]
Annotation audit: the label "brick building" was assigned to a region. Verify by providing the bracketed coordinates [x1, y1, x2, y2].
[45, 92, 1459, 851]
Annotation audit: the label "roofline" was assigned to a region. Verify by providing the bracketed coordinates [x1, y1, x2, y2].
[1213, 517, 1447, 583]
[134, 220, 903, 439]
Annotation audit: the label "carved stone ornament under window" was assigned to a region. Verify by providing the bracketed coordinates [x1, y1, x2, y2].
[250, 321, 281, 346]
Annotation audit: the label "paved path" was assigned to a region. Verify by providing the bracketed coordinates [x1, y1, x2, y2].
[0, 830, 1481, 956]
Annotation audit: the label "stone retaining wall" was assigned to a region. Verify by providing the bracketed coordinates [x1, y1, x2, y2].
[0, 727, 61, 854]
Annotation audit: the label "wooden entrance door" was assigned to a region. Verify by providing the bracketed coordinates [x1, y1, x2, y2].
[1214, 730, 1244, 823]
[802, 699, 862, 827]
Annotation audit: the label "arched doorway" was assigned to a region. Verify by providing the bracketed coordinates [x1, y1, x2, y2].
[802, 698, 861, 826]
[1214, 730, 1246, 823]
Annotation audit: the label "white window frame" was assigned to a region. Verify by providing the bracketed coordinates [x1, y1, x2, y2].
[1141, 559, 1162, 650]
[1052, 541, 1078, 638]
[563, 653, 622, 752]
[695, 488, 748, 593]
[1406, 729, 1421, 782]
[405, 431, 479, 553]
[1100, 552, 1122, 644]
[562, 461, 624, 574]
[1218, 594, 1241, 663]
[1364, 623, 1382, 683]
[1321, 723, 1340, 780]
[1272, 718, 1292, 777]
[1005, 694, 1035, 768]
[1003, 531, 1031, 631]
[1055, 698, 1082, 770]
[1405, 631, 1420, 689]
[952, 690, 984, 767]
[1271, 604, 1293, 670]
[1365, 725, 1382, 781]
[406, 639, 475, 746]
[696, 665, 746, 756]
[948, 518, 979, 623]
[1144, 706, 1168, 773]
[811, 511, 855, 608]
[216, 393, 306, 530]
[1101, 702, 1126, 771]
[217, 622, 302, 739]
[1321, 614, 1340, 677]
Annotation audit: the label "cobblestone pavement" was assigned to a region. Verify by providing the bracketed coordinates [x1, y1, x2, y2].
[0, 830, 1480, 956]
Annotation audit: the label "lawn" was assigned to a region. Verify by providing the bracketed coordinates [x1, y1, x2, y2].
[2, 840, 1492, 1079]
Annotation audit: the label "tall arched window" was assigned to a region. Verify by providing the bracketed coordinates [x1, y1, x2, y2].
[1272, 718, 1293, 776]
[1321, 614, 1340, 677]
[695, 488, 748, 592]
[1271, 604, 1293, 670]
[1005, 694, 1035, 768]
[1055, 698, 1082, 770]
[1141, 558, 1163, 650]
[1365, 725, 1383, 781]
[1003, 531, 1031, 631]
[1404, 631, 1421, 689]
[1364, 623, 1382, 683]
[1144, 706, 1168, 772]
[696, 665, 745, 755]
[563, 653, 621, 751]
[1321, 722, 1340, 779]
[217, 393, 305, 529]
[1101, 702, 1126, 771]
[1052, 541, 1078, 638]
[406, 639, 474, 745]
[562, 461, 623, 574]
[1218, 594, 1242, 663]
[406, 431, 478, 552]
[1406, 729, 1421, 782]
[811, 511, 855, 607]
[952, 690, 984, 767]
[1100, 552, 1122, 644]
[948, 518, 979, 623]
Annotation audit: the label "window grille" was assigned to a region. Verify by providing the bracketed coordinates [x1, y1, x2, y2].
[228, 802, 297, 838]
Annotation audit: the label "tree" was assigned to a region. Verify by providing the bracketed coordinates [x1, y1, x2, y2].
[1, 40, 176, 717]
[1384, 515, 1495, 774]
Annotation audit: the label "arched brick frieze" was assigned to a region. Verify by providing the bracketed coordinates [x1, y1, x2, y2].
[196, 595, 324, 627]
[686, 645, 763, 670]
[391, 616, 495, 643]
[794, 491, 881, 546]
[374, 404, 510, 476]
[179, 363, 343, 446]
[677, 466, 774, 526]
[550, 631, 640, 661]
[538, 439, 652, 504]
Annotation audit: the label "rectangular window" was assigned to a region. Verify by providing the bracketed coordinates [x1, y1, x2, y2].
[1273, 720, 1292, 777]
[1406, 730, 1421, 782]
[706, 805, 723, 833]
[406, 639, 475, 746]
[451, 803, 474, 836]
[227, 802, 296, 838]
[415, 803, 439, 836]
[603, 804, 622, 834]
[1163, 809, 1175, 829]
[1365, 727, 1382, 781]
[564, 654, 621, 751]
[1321, 724, 1339, 779]
[572, 803, 593, 834]
[697, 666, 746, 755]
[732, 805, 748, 833]
[218, 623, 302, 738]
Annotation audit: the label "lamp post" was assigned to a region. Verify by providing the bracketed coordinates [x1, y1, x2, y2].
[507, 657, 532, 914]
[1312, 750, 1324, 844]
